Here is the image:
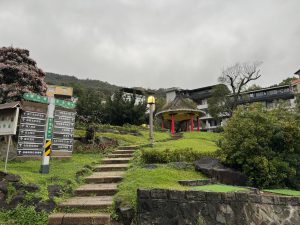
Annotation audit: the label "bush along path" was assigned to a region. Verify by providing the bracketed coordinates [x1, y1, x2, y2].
[48, 146, 138, 225]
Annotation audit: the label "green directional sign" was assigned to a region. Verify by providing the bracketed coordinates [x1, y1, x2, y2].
[46, 118, 54, 139]
[23, 93, 49, 104]
[23, 93, 76, 109]
[54, 99, 76, 109]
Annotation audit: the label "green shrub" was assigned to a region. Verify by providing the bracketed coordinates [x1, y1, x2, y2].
[142, 147, 216, 163]
[219, 103, 300, 188]
[0, 206, 48, 225]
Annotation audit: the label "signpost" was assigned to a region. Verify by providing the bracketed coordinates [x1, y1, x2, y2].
[21, 93, 76, 174]
[0, 105, 19, 172]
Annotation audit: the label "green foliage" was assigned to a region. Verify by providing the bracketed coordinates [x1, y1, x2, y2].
[76, 89, 104, 123]
[245, 84, 262, 91]
[219, 103, 300, 188]
[103, 91, 147, 126]
[0, 206, 48, 225]
[208, 84, 232, 119]
[192, 184, 248, 192]
[279, 76, 298, 85]
[142, 147, 216, 163]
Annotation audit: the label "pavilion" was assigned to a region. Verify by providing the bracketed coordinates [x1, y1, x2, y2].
[155, 95, 205, 135]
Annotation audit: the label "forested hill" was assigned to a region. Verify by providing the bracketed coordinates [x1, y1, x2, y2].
[45, 72, 167, 97]
[45, 72, 120, 96]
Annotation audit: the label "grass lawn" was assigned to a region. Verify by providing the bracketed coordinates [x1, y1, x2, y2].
[145, 131, 220, 152]
[75, 128, 171, 146]
[141, 132, 220, 163]
[0, 153, 101, 201]
[115, 160, 206, 207]
[192, 184, 248, 192]
[263, 189, 300, 196]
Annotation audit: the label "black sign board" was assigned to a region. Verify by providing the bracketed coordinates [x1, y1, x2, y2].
[17, 111, 46, 156]
[17, 143, 43, 149]
[55, 110, 76, 117]
[17, 150, 42, 156]
[23, 111, 46, 119]
[20, 117, 45, 125]
[52, 144, 72, 151]
[52, 138, 73, 145]
[18, 136, 44, 143]
[20, 123, 45, 131]
[53, 127, 74, 134]
[52, 109, 75, 152]
[53, 133, 73, 139]
[54, 121, 74, 128]
[19, 130, 44, 137]
[54, 115, 75, 123]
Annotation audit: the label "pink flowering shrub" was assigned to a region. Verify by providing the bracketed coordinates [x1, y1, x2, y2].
[0, 47, 47, 103]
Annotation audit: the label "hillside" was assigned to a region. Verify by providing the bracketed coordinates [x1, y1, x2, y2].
[45, 72, 120, 96]
[45, 72, 167, 97]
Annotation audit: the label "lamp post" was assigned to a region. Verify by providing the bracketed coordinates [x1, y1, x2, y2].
[147, 96, 155, 146]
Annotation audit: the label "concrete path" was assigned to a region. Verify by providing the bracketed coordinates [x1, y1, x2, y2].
[48, 145, 138, 225]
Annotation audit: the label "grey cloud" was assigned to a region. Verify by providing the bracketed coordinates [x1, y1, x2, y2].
[0, 0, 299, 89]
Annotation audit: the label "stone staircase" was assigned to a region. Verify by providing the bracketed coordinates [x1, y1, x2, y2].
[48, 146, 138, 225]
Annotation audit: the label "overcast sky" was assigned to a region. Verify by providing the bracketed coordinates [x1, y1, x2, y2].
[0, 0, 299, 89]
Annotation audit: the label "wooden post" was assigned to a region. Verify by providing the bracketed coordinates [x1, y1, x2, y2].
[161, 116, 164, 129]
[4, 135, 12, 172]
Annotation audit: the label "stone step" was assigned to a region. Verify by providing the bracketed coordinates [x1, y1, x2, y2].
[59, 196, 113, 210]
[94, 164, 129, 172]
[48, 213, 110, 225]
[75, 183, 118, 196]
[85, 171, 125, 183]
[102, 158, 131, 164]
[117, 145, 138, 150]
[108, 153, 133, 158]
[113, 150, 135, 154]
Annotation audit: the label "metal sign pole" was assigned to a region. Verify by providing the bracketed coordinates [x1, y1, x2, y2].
[40, 97, 55, 174]
[4, 135, 12, 172]
[149, 104, 154, 146]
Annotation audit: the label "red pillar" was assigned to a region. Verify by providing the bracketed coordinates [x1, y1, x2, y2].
[161, 116, 164, 129]
[190, 114, 194, 132]
[171, 114, 175, 135]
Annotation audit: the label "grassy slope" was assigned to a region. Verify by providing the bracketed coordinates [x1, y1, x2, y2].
[115, 152, 206, 207]
[0, 154, 101, 201]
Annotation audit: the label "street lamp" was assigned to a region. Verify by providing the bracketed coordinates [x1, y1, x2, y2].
[147, 96, 155, 146]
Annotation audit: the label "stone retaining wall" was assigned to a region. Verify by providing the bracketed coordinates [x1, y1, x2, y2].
[137, 188, 300, 225]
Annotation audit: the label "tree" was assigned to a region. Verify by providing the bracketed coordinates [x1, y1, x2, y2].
[279, 77, 298, 85]
[208, 62, 262, 118]
[76, 89, 104, 124]
[218, 103, 300, 189]
[219, 62, 262, 110]
[0, 47, 47, 103]
[246, 84, 262, 91]
[103, 91, 147, 126]
[207, 84, 231, 119]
